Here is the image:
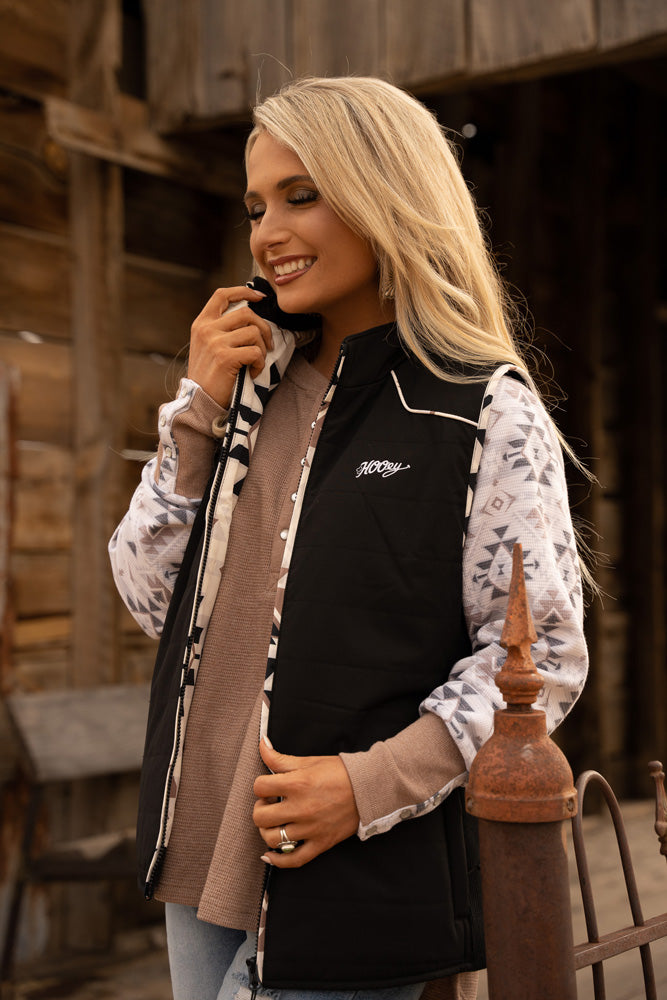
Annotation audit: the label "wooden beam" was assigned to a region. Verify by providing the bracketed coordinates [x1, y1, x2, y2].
[0, 364, 18, 689]
[45, 95, 244, 196]
[385, 0, 466, 89]
[201, 0, 291, 114]
[599, 0, 667, 50]
[70, 153, 124, 688]
[470, 0, 596, 75]
[143, 0, 203, 133]
[292, 0, 383, 78]
[69, 0, 121, 113]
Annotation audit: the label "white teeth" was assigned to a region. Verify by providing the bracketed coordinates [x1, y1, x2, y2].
[273, 257, 314, 276]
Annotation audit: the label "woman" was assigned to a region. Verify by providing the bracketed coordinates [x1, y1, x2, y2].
[110, 76, 588, 1000]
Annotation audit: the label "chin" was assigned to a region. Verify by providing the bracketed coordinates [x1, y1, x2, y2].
[275, 290, 319, 316]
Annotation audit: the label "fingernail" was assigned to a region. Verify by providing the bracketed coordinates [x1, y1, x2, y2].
[260, 855, 274, 865]
[262, 734, 274, 750]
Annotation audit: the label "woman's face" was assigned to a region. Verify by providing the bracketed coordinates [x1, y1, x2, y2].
[245, 133, 386, 337]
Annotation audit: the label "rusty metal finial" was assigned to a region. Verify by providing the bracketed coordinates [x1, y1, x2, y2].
[649, 761, 667, 862]
[495, 543, 541, 711]
[467, 542, 577, 823]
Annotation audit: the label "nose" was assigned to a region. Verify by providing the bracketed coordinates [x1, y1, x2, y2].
[250, 205, 289, 260]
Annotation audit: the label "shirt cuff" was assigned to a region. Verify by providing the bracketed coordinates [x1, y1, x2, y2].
[340, 713, 467, 840]
[155, 379, 228, 497]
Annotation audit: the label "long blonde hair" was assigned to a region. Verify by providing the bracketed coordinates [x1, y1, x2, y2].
[248, 76, 599, 596]
[249, 75, 526, 384]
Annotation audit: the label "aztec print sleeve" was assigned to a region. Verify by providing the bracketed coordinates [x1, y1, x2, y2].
[108, 378, 226, 639]
[345, 375, 588, 840]
[421, 375, 589, 768]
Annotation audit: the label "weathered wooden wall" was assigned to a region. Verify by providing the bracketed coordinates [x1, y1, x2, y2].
[0, 0, 248, 969]
[142, 0, 667, 129]
[0, 0, 665, 975]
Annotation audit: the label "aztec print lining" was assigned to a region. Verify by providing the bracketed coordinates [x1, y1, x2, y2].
[463, 364, 518, 545]
[145, 324, 296, 886]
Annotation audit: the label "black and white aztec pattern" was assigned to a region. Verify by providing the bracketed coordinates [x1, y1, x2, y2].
[110, 369, 588, 846]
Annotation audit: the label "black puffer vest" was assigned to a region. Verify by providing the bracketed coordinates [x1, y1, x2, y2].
[137, 296, 507, 988]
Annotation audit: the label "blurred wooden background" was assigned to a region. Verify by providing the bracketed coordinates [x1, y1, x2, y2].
[0, 0, 665, 977]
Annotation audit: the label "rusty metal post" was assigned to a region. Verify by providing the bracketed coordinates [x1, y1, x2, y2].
[467, 543, 578, 1000]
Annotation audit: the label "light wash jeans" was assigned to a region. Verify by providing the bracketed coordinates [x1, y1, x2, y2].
[165, 902, 426, 1000]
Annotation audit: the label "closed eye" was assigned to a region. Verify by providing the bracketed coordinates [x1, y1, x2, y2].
[289, 189, 318, 207]
[244, 188, 319, 223]
[245, 200, 265, 222]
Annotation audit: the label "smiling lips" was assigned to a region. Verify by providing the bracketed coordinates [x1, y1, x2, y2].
[270, 256, 316, 283]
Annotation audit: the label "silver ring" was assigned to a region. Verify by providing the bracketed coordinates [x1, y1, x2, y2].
[277, 826, 299, 854]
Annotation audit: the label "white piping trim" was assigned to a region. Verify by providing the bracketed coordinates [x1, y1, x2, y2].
[391, 370, 478, 426]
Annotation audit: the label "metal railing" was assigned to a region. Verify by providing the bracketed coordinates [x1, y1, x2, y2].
[467, 543, 667, 1000]
[572, 765, 667, 999]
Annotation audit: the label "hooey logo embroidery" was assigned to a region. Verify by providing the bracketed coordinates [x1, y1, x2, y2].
[355, 459, 411, 479]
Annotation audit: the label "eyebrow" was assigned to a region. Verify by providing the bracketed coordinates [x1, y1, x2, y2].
[244, 174, 314, 202]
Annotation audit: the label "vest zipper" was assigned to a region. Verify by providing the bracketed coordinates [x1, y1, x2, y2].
[247, 343, 347, 986]
[144, 369, 247, 899]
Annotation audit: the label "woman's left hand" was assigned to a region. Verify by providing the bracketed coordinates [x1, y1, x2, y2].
[253, 738, 360, 868]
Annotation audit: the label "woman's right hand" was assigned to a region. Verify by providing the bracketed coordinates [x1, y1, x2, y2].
[187, 286, 273, 409]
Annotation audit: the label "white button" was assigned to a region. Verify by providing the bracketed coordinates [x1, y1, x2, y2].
[291, 492, 297, 502]
[280, 529, 288, 540]
[164, 446, 172, 459]
[301, 458, 306, 466]
[159, 415, 167, 427]
[311, 421, 316, 429]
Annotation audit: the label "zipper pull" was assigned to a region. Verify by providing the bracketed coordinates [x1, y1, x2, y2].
[246, 956, 260, 1000]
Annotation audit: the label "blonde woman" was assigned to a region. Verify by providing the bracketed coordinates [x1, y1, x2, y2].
[110, 77, 588, 1000]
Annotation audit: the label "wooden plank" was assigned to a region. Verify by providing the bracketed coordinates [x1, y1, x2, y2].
[12, 553, 71, 618]
[67, 0, 123, 694]
[143, 0, 202, 132]
[0, 363, 17, 687]
[201, 0, 291, 114]
[45, 95, 243, 196]
[122, 351, 179, 452]
[470, 0, 596, 74]
[14, 616, 71, 650]
[292, 0, 382, 78]
[0, 225, 71, 340]
[70, 155, 124, 687]
[0, 337, 72, 445]
[6, 684, 150, 782]
[385, 0, 466, 89]
[0, 96, 69, 235]
[12, 646, 70, 693]
[600, 0, 667, 50]
[69, 0, 121, 113]
[0, 0, 69, 99]
[14, 443, 73, 552]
